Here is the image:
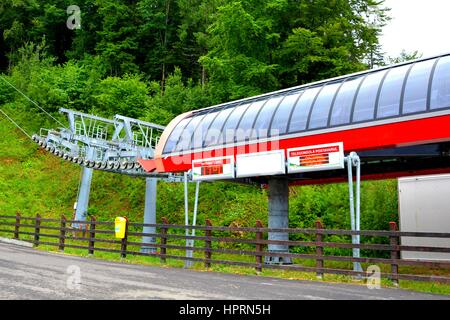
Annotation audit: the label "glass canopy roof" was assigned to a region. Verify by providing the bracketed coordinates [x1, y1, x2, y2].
[163, 54, 450, 155]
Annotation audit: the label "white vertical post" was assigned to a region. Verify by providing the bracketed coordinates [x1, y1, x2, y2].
[184, 172, 191, 268]
[191, 181, 200, 241]
[355, 155, 361, 264]
[347, 153, 362, 274]
[184, 173, 200, 268]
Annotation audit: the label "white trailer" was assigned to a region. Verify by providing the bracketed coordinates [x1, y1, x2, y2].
[398, 174, 450, 261]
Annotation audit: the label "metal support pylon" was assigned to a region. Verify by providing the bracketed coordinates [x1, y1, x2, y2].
[265, 177, 292, 265]
[141, 177, 158, 253]
[73, 147, 94, 229]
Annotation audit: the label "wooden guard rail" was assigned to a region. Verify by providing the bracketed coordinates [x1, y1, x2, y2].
[0, 213, 450, 284]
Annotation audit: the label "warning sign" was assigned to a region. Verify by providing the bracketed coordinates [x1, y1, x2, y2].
[287, 142, 344, 173]
[192, 156, 235, 181]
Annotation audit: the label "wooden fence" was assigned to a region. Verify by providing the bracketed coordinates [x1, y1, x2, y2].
[0, 214, 449, 284]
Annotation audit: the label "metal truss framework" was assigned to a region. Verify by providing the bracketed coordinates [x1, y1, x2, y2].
[32, 108, 181, 181]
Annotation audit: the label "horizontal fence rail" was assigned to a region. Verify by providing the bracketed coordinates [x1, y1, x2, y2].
[0, 214, 449, 284]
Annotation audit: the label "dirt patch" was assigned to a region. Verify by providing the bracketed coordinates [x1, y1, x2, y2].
[0, 157, 18, 165]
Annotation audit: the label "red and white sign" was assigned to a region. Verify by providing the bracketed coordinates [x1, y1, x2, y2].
[287, 142, 345, 173]
[192, 156, 235, 181]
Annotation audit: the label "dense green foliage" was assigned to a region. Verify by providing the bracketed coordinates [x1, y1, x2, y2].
[0, 0, 399, 233]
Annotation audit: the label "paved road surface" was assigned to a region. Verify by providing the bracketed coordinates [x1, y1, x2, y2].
[0, 242, 448, 300]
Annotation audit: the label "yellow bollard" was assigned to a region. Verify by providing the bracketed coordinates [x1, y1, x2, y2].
[115, 217, 127, 239]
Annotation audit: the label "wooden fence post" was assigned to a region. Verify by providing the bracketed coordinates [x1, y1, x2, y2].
[88, 216, 96, 255]
[389, 222, 400, 286]
[120, 218, 129, 258]
[160, 217, 169, 264]
[59, 215, 66, 252]
[316, 221, 324, 279]
[14, 212, 21, 239]
[34, 214, 41, 247]
[205, 219, 212, 268]
[255, 220, 264, 272]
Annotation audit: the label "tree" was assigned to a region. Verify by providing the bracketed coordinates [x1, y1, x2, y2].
[199, 1, 279, 99]
[93, 75, 150, 118]
[137, 0, 182, 88]
[275, 0, 390, 86]
[94, 0, 140, 76]
[386, 49, 423, 65]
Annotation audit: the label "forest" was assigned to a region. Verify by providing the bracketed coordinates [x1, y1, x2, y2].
[0, 0, 405, 231]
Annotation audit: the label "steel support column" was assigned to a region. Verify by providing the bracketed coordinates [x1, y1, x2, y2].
[265, 177, 292, 264]
[141, 177, 158, 253]
[73, 147, 95, 229]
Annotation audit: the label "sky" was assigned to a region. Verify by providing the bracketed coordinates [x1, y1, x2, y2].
[380, 0, 450, 59]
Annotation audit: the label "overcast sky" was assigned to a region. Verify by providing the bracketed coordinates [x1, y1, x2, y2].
[380, 0, 450, 59]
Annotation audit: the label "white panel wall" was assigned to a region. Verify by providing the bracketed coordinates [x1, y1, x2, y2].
[398, 174, 450, 261]
[236, 150, 285, 178]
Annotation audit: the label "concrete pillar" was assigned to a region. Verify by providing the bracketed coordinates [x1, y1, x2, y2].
[73, 148, 94, 229]
[141, 178, 157, 253]
[265, 177, 292, 265]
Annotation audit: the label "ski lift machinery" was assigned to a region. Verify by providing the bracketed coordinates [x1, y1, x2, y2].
[32, 108, 187, 253]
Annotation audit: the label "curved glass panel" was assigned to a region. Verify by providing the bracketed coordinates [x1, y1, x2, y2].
[203, 107, 234, 147]
[403, 60, 435, 114]
[431, 56, 450, 110]
[174, 113, 207, 152]
[219, 103, 251, 145]
[270, 92, 302, 136]
[288, 86, 322, 133]
[353, 70, 387, 123]
[163, 118, 191, 154]
[235, 100, 267, 142]
[377, 65, 410, 119]
[191, 109, 223, 150]
[330, 77, 363, 126]
[252, 96, 284, 139]
[308, 82, 341, 129]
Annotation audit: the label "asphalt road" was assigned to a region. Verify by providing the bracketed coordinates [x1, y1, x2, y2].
[0, 242, 448, 300]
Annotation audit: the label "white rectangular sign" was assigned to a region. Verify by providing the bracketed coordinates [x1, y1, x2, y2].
[236, 150, 286, 178]
[192, 156, 235, 181]
[287, 142, 345, 173]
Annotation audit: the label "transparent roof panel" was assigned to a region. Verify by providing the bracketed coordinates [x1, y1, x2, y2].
[174, 113, 207, 152]
[252, 96, 285, 140]
[219, 103, 252, 145]
[431, 56, 450, 110]
[235, 100, 267, 142]
[330, 77, 363, 126]
[163, 117, 191, 154]
[403, 59, 435, 115]
[377, 65, 410, 119]
[270, 92, 302, 137]
[288, 86, 322, 133]
[191, 109, 223, 150]
[308, 82, 342, 130]
[203, 107, 234, 147]
[353, 70, 387, 123]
